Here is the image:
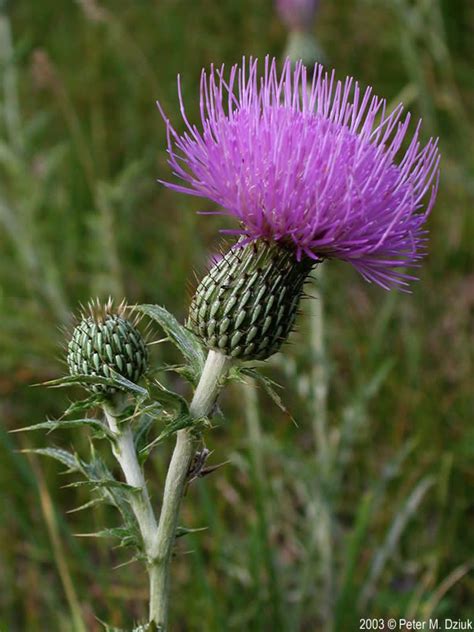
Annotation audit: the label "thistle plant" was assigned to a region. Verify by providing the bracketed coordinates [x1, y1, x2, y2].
[25, 57, 440, 631]
[158, 55, 438, 626]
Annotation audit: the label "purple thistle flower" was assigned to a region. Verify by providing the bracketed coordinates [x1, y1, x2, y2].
[276, 0, 320, 32]
[159, 57, 440, 290]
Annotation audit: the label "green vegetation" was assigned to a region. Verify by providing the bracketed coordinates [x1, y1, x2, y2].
[0, 1, 472, 630]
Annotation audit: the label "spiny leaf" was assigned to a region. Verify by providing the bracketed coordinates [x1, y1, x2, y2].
[157, 412, 206, 441]
[74, 526, 136, 543]
[173, 365, 201, 385]
[40, 373, 148, 396]
[238, 366, 293, 420]
[129, 401, 163, 420]
[62, 479, 140, 493]
[21, 447, 80, 471]
[106, 372, 149, 397]
[71, 454, 137, 522]
[132, 408, 167, 463]
[76, 525, 140, 550]
[64, 392, 105, 416]
[140, 413, 199, 455]
[25, 447, 141, 548]
[133, 413, 156, 453]
[13, 417, 112, 438]
[145, 379, 189, 415]
[38, 374, 110, 388]
[137, 304, 205, 384]
[175, 525, 208, 538]
[67, 497, 104, 514]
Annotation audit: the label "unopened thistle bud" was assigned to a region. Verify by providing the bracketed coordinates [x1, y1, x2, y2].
[67, 299, 148, 393]
[189, 240, 313, 360]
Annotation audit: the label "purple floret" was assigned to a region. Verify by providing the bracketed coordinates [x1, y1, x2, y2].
[158, 57, 440, 290]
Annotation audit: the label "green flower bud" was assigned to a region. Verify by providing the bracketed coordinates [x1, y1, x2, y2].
[189, 240, 314, 361]
[67, 299, 148, 393]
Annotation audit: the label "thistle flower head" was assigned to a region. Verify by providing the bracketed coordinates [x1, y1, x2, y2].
[159, 57, 440, 290]
[67, 298, 148, 393]
[276, 0, 320, 31]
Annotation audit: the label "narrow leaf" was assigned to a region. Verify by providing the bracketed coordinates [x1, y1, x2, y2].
[239, 367, 293, 420]
[14, 418, 111, 437]
[67, 497, 104, 514]
[107, 372, 148, 396]
[21, 447, 79, 471]
[140, 413, 198, 455]
[146, 379, 189, 415]
[64, 393, 105, 416]
[74, 527, 130, 540]
[137, 304, 205, 383]
[62, 479, 139, 493]
[40, 373, 148, 396]
[175, 525, 208, 538]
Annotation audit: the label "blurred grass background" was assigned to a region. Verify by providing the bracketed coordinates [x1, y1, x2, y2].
[0, 0, 473, 630]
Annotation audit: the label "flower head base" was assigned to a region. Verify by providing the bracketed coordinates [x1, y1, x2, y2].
[159, 57, 440, 290]
[67, 299, 148, 393]
[189, 239, 314, 360]
[276, 0, 320, 32]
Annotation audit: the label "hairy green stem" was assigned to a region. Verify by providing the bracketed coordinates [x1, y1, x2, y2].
[103, 404, 158, 556]
[149, 349, 230, 628]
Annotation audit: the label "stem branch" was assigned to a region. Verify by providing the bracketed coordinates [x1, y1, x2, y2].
[149, 349, 229, 628]
[103, 404, 158, 555]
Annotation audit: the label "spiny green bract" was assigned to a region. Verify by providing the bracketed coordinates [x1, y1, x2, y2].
[189, 240, 314, 361]
[67, 301, 148, 393]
